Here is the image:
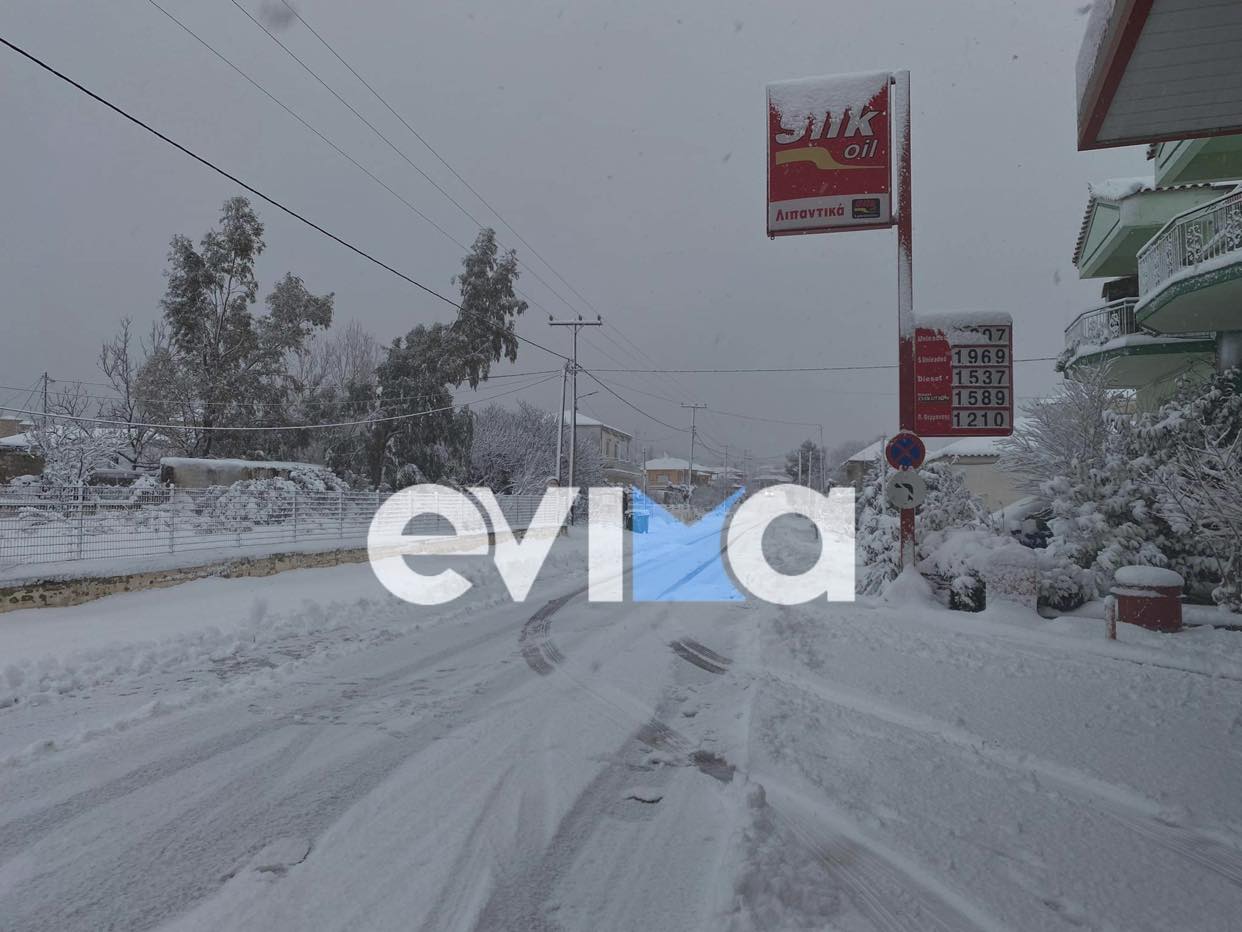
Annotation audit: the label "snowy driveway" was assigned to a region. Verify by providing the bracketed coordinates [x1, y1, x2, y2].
[1, 523, 1241, 930]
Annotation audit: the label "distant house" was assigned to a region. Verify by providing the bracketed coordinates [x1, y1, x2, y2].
[924, 435, 1026, 512]
[752, 470, 790, 490]
[563, 411, 641, 487]
[644, 454, 715, 490]
[841, 438, 885, 489]
[0, 418, 41, 482]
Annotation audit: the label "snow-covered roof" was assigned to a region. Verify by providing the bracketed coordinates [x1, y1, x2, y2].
[562, 410, 631, 438]
[927, 436, 1005, 460]
[644, 455, 713, 473]
[843, 439, 884, 464]
[0, 431, 34, 450]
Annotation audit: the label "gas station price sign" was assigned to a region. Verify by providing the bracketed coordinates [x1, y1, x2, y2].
[914, 314, 1013, 437]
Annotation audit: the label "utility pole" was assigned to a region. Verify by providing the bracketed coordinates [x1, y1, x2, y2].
[680, 403, 707, 499]
[818, 424, 826, 491]
[41, 372, 49, 429]
[554, 362, 568, 485]
[722, 445, 729, 498]
[548, 316, 602, 518]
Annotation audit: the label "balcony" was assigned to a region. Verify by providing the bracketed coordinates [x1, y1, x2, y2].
[1136, 188, 1242, 333]
[1058, 298, 1214, 388]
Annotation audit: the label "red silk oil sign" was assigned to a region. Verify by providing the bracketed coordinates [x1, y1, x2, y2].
[914, 317, 1013, 437]
[767, 72, 894, 236]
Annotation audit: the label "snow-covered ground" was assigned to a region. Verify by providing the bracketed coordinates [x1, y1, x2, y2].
[1, 521, 1240, 931]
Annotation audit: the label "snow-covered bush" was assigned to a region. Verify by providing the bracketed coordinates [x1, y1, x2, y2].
[1002, 368, 1242, 611]
[201, 478, 298, 528]
[126, 474, 166, 506]
[286, 464, 348, 493]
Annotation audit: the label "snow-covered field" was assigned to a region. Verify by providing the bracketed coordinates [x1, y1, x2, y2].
[1, 521, 1241, 931]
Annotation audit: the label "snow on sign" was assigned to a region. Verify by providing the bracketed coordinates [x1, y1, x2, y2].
[914, 312, 1014, 437]
[767, 71, 894, 236]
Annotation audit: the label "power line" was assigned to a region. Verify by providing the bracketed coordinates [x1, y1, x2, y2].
[7, 370, 561, 410]
[580, 372, 684, 432]
[262, 0, 767, 419]
[141, 0, 578, 334]
[226, 0, 585, 321]
[0, 33, 569, 365]
[588, 356, 1056, 374]
[2, 373, 559, 433]
[269, 0, 599, 321]
[143, 0, 468, 250]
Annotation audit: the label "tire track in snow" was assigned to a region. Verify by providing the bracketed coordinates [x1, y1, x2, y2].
[761, 666, 1242, 891]
[754, 781, 1001, 932]
[669, 638, 731, 674]
[0, 602, 576, 932]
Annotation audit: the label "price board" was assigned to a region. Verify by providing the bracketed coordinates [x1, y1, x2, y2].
[914, 314, 1013, 437]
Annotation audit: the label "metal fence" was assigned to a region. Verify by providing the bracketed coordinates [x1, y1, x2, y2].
[1138, 187, 1242, 297]
[0, 486, 553, 575]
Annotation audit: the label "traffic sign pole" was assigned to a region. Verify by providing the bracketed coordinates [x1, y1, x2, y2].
[893, 70, 916, 568]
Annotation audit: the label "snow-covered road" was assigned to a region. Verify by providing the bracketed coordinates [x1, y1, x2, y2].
[2, 522, 1241, 931]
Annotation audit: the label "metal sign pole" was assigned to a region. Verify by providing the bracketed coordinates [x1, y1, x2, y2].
[893, 70, 916, 568]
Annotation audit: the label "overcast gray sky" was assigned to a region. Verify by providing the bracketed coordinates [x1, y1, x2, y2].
[0, 0, 1147, 465]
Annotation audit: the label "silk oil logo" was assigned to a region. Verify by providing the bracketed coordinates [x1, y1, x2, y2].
[772, 105, 884, 170]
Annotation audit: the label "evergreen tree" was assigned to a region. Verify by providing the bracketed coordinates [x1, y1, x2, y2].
[144, 197, 333, 455]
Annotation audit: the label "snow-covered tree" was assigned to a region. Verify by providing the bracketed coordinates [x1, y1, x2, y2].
[783, 439, 828, 488]
[469, 402, 602, 494]
[1136, 370, 1242, 610]
[856, 456, 990, 596]
[149, 197, 333, 455]
[451, 228, 528, 389]
[29, 383, 122, 490]
[999, 363, 1118, 497]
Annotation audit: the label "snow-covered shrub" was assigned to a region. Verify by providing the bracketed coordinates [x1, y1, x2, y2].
[1134, 370, 1242, 611]
[126, 474, 166, 506]
[286, 464, 348, 493]
[17, 506, 69, 532]
[7, 475, 40, 493]
[200, 478, 298, 528]
[1035, 546, 1093, 612]
[1002, 368, 1242, 611]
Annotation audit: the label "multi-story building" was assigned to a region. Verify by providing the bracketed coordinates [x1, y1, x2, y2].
[1066, 1, 1242, 406]
[563, 411, 642, 487]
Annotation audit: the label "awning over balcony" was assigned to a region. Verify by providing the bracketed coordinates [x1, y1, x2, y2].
[1077, 0, 1242, 151]
[1072, 179, 1224, 277]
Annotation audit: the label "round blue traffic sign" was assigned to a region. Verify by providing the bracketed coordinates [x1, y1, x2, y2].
[885, 431, 926, 470]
